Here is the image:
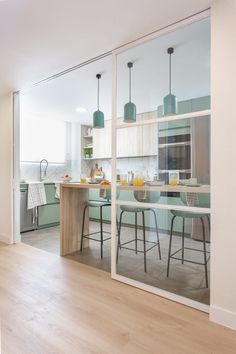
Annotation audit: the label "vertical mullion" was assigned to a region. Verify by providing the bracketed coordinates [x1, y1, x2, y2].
[111, 52, 117, 278]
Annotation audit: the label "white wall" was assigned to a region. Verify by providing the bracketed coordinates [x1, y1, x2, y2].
[210, 0, 236, 330]
[0, 93, 13, 243]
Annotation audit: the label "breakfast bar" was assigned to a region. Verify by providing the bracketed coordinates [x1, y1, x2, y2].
[60, 182, 210, 256]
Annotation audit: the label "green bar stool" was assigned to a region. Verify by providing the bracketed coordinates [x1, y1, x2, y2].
[80, 189, 112, 259]
[167, 192, 210, 287]
[117, 191, 161, 272]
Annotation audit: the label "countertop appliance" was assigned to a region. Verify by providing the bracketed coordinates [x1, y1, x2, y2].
[20, 184, 37, 232]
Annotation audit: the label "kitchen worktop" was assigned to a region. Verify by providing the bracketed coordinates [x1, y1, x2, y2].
[20, 181, 63, 185]
[61, 182, 210, 194]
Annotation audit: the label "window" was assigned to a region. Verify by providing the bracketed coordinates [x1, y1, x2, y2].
[20, 116, 67, 163]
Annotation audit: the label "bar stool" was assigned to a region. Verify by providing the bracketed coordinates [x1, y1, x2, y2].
[80, 189, 112, 258]
[116, 191, 161, 272]
[167, 192, 210, 287]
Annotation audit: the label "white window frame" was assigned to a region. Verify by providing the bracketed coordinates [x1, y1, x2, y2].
[20, 116, 68, 164]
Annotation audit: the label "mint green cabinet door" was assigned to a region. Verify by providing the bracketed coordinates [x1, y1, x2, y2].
[38, 204, 60, 227]
[191, 96, 210, 112]
[44, 184, 59, 204]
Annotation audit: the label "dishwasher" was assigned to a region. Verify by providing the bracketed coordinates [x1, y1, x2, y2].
[20, 184, 37, 232]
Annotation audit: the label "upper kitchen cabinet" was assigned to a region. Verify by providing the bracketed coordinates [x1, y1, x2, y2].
[92, 113, 157, 159]
[117, 119, 142, 158]
[139, 111, 157, 157]
[93, 120, 111, 159]
[117, 111, 157, 157]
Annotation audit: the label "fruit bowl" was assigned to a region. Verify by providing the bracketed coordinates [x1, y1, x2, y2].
[62, 174, 72, 182]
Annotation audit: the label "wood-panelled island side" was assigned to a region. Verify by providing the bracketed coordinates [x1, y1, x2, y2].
[60, 183, 111, 256]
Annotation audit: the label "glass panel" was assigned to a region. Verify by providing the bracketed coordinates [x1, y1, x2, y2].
[115, 17, 210, 305]
[116, 114, 210, 210]
[20, 55, 113, 275]
[116, 18, 210, 122]
[116, 204, 210, 304]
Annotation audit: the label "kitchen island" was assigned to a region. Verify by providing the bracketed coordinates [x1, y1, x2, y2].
[60, 182, 210, 256]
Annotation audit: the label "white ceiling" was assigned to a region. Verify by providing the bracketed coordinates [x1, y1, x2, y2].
[0, 0, 210, 96]
[20, 17, 210, 125]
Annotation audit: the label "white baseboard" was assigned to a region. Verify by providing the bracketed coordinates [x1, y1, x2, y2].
[0, 233, 12, 244]
[210, 305, 236, 331]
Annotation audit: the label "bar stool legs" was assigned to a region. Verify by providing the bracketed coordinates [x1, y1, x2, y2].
[200, 217, 208, 288]
[167, 215, 176, 277]
[116, 210, 124, 264]
[150, 208, 162, 260]
[80, 204, 111, 259]
[100, 206, 103, 259]
[116, 209, 161, 272]
[182, 218, 185, 264]
[167, 215, 209, 288]
[142, 211, 147, 272]
[80, 205, 87, 252]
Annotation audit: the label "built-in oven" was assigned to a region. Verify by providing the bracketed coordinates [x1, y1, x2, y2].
[158, 133, 191, 196]
[159, 143, 191, 171]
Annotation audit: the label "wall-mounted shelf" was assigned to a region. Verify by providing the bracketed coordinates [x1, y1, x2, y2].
[82, 157, 111, 161]
[82, 154, 158, 161]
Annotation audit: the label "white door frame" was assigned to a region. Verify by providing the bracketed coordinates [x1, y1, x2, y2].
[13, 91, 21, 243]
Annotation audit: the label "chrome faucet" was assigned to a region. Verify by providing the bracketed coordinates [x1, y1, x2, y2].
[39, 159, 48, 181]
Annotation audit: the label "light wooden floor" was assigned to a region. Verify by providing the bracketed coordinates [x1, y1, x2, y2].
[22, 224, 210, 304]
[0, 243, 235, 354]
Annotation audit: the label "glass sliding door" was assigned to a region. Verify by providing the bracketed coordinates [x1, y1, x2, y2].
[111, 15, 211, 309]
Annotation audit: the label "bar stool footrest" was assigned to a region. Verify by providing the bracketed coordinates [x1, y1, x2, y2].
[170, 247, 210, 266]
[82, 230, 111, 243]
[120, 238, 159, 254]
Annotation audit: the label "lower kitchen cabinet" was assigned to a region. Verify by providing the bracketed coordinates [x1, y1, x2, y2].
[37, 183, 60, 228]
[37, 203, 60, 228]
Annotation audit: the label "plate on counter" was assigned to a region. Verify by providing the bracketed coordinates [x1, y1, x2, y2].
[145, 181, 165, 186]
[185, 184, 202, 187]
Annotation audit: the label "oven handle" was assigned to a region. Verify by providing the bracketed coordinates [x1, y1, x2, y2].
[159, 169, 191, 173]
[158, 142, 191, 148]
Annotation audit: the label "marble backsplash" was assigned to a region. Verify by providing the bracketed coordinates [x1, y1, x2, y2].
[83, 156, 158, 181]
[20, 162, 73, 182]
[21, 156, 158, 183]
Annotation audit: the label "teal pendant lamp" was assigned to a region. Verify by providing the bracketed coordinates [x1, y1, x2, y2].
[93, 74, 104, 128]
[124, 62, 136, 122]
[163, 47, 178, 115]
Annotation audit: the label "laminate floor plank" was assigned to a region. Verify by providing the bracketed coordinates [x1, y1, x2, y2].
[0, 243, 235, 354]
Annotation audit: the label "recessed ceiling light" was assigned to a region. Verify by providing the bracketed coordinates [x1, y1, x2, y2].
[76, 107, 87, 113]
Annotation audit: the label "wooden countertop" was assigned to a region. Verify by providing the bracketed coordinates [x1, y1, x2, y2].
[61, 182, 210, 194]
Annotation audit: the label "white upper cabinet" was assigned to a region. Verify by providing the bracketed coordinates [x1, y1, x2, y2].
[139, 111, 157, 157]
[92, 112, 158, 159]
[93, 120, 111, 159]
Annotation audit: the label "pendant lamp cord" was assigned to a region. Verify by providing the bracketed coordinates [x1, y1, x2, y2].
[169, 51, 172, 95]
[129, 66, 131, 102]
[97, 76, 100, 110]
